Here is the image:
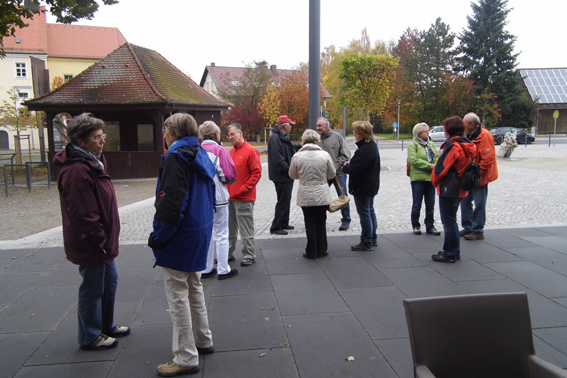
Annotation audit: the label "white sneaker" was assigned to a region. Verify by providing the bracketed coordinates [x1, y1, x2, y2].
[80, 334, 118, 350]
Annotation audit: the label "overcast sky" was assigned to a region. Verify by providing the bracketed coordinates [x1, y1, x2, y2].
[47, 0, 567, 80]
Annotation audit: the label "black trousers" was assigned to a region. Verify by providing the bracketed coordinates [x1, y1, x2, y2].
[271, 181, 293, 231]
[302, 205, 328, 258]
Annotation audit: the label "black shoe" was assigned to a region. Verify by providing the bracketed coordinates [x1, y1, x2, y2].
[413, 227, 422, 235]
[372, 241, 378, 247]
[303, 253, 316, 260]
[228, 256, 235, 262]
[282, 225, 295, 230]
[351, 242, 372, 251]
[197, 345, 215, 354]
[317, 251, 329, 258]
[339, 222, 350, 231]
[240, 258, 256, 266]
[218, 269, 239, 280]
[437, 251, 460, 260]
[201, 268, 216, 279]
[426, 228, 441, 236]
[432, 253, 457, 263]
[270, 229, 288, 235]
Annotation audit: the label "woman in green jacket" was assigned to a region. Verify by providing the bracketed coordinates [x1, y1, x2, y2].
[408, 123, 440, 235]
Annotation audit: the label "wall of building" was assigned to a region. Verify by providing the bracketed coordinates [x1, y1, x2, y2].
[46, 58, 98, 87]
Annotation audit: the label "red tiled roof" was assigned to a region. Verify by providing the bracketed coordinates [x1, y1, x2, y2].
[3, 8, 124, 59]
[46, 24, 126, 59]
[26, 43, 230, 107]
[3, 8, 48, 54]
[201, 65, 332, 98]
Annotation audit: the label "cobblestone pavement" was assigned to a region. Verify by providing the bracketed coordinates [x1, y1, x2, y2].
[3, 139, 567, 249]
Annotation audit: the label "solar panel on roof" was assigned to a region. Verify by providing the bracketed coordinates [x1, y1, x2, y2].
[520, 68, 567, 104]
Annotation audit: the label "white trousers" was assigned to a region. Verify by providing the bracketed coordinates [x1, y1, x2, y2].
[162, 268, 213, 367]
[204, 206, 231, 275]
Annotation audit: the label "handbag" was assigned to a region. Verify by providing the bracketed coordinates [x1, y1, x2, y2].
[328, 176, 350, 213]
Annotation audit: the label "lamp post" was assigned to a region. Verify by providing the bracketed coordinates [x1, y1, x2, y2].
[397, 99, 401, 141]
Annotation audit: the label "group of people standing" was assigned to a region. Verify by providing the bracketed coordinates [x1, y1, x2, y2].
[408, 112, 498, 264]
[267, 116, 381, 257]
[53, 110, 495, 377]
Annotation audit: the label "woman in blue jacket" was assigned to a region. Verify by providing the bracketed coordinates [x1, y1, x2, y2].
[148, 113, 216, 377]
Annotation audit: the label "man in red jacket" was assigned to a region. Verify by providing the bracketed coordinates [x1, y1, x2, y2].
[226, 124, 262, 266]
[460, 112, 498, 240]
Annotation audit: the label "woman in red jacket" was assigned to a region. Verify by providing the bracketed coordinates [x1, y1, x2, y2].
[431, 116, 477, 263]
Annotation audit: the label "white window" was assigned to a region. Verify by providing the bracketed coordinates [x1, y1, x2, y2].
[15, 89, 30, 109]
[64, 74, 73, 81]
[15, 62, 27, 78]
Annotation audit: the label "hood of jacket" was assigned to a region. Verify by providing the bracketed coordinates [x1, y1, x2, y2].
[166, 136, 216, 181]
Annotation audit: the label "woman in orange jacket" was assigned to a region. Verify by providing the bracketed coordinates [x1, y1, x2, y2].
[431, 116, 477, 263]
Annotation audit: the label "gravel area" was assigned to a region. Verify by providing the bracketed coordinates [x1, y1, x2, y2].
[0, 179, 155, 240]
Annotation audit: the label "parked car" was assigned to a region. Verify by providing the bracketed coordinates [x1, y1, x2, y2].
[490, 127, 535, 145]
[429, 126, 446, 142]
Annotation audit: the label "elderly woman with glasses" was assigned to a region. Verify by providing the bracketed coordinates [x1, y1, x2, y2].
[53, 113, 129, 351]
[148, 113, 217, 377]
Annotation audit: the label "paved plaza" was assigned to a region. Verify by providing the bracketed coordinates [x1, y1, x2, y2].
[1, 139, 566, 377]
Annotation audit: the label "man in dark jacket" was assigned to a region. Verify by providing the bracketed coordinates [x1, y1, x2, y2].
[53, 113, 129, 351]
[267, 115, 296, 235]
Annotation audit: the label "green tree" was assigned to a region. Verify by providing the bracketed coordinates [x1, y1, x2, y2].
[339, 54, 399, 122]
[457, 0, 523, 125]
[1, 0, 118, 56]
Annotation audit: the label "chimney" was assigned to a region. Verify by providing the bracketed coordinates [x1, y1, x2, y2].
[270, 65, 277, 72]
[211, 62, 215, 67]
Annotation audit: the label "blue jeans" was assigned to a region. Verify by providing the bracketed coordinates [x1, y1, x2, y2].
[461, 185, 488, 234]
[410, 181, 436, 229]
[354, 196, 377, 245]
[78, 260, 118, 345]
[330, 174, 351, 224]
[439, 196, 461, 258]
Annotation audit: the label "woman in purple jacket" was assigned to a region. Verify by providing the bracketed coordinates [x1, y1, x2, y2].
[53, 113, 129, 351]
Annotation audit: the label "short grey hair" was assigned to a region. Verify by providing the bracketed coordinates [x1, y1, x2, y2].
[301, 129, 320, 145]
[276, 122, 289, 129]
[226, 123, 242, 134]
[464, 112, 481, 126]
[318, 117, 330, 127]
[199, 121, 221, 141]
[67, 113, 105, 145]
[412, 122, 430, 138]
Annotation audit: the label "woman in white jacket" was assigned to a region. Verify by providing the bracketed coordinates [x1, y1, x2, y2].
[289, 129, 336, 259]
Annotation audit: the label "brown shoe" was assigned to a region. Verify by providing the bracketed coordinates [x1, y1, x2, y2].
[157, 361, 199, 377]
[426, 228, 441, 236]
[464, 232, 485, 240]
[459, 229, 471, 237]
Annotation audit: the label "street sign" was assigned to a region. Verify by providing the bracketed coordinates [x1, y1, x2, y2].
[553, 110, 559, 119]
[392, 122, 398, 128]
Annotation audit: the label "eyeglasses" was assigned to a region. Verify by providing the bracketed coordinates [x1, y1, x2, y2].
[353, 132, 361, 136]
[90, 133, 106, 141]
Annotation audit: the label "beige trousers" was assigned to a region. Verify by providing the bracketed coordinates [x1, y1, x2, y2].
[162, 268, 213, 367]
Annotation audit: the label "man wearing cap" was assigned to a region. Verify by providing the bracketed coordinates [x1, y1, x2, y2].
[268, 115, 296, 235]
[316, 117, 352, 231]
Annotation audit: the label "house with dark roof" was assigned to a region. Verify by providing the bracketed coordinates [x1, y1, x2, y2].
[0, 7, 127, 150]
[200, 63, 332, 103]
[519, 68, 567, 134]
[25, 43, 230, 179]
